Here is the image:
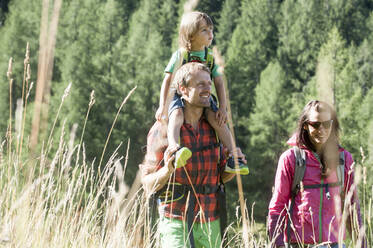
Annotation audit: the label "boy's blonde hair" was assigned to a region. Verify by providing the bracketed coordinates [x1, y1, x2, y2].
[178, 11, 213, 51]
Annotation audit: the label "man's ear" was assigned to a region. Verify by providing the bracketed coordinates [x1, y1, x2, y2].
[179, 85, 188, 96]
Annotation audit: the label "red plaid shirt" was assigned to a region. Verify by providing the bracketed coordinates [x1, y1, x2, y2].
[148, 118, 225, 223]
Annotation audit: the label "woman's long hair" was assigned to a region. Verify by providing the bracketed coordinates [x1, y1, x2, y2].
[295, 100, 340, 177]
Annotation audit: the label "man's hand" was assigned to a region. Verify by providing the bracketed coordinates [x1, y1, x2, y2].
[234, 147, 247, 164]
[215, 107, 227, 126]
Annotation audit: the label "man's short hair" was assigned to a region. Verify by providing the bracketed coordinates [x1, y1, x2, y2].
[172, 62, 211, 93]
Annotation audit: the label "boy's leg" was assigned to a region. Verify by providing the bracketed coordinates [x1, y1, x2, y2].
[168, 104, 192, 169]
[206, 109, 249, 175]
[168, 108, 184, 149]
[205, 109, 233, 152]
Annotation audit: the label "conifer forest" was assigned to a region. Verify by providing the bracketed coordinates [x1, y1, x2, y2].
[1, 0, 373, 247]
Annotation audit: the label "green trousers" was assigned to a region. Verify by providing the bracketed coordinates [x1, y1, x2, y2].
[158, 216, 222, 248]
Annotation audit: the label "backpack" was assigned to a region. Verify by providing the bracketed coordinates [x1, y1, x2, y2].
[291, 146, 345, 198]
[286, 146, 345, 244]
[179, 47, 215, 73]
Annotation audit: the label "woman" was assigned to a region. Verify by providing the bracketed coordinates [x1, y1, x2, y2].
[268, 100, 365, 248]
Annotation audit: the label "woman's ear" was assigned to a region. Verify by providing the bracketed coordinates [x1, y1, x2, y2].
[303, 124, 308, 131]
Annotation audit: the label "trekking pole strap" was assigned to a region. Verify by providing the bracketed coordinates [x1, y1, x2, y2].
[287, 197, 296, 246]
[189, 142, 220, 153]
[158, 184, 220, 197]
[303, 182, 341, 189]
[187, 191, 196, 248]
[218, 184, 227, 243]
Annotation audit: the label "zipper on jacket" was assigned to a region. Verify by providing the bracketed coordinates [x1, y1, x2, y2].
[319, 178, 323, 242]
[312, 151, 323, 243]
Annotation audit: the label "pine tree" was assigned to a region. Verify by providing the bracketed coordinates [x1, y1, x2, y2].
[277, 0, 331, 85]
[215, 0, 241, 56]
[354, 14, 373, 95]
[0, 9, 3, 27]
[245, 61, 297, 220]
[357, 87, 373, 155]
[355, 14, 373, 158]
[366, 119, 373, 166]
[335, 49, 364, 157]
[52, 0, 132, 167]
[310, 27, 368, 162]
[0, 0, 42, 135]
[224, 0, 279, 151]
[332, 18, 373, 161]
[328, 0, 373, 46]
[0, 0, 10, 27]
[195, 0, 224, 25]
[102, 0, 180, 180]
[315, 27, 348, 106]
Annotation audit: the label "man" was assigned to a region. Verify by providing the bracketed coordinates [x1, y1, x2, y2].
[140, 62, 246, 248]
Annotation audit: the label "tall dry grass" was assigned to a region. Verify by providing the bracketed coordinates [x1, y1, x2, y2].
[1, 5, 371, 248]
[3, 45, 372, 248]
[0, 134, 152, 247]
[0, 0, 265, 246]
[1, 45, 268, 247]
[1, 46, 149, 247]
[0, 42, 270, 247]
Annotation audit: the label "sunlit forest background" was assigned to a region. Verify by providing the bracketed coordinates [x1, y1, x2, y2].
[1, 0, 373, 243]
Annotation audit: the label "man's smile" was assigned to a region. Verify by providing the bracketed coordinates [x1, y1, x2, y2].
[200, 92, 210, 98]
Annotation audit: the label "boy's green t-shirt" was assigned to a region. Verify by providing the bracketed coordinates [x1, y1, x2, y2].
[164, 49, 221, 78]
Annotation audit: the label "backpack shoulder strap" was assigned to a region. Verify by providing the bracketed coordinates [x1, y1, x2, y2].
[291, 146, 307, 196]
[287, 146, 306, 245]
[179, 48, 189, 66]
[338, 151, 345, 191]
[205, 47, 215, 72]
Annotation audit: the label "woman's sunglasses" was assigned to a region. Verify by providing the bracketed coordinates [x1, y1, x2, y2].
[307, 119, 333, 129]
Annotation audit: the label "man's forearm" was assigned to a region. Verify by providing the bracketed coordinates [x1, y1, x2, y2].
[141, 165, 173, 195]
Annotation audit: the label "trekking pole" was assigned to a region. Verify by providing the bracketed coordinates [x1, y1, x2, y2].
[164, 1, 207, 223]
[182, 166, 207, 224]
[160, 156, 207, 224]
[213, 47, 250, 248]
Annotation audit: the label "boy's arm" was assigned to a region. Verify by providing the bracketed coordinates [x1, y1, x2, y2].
[156, 73, 173, 120]
[213, 75, 227, 126]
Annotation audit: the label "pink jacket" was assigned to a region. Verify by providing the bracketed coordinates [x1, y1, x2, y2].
[268, 137, 363, 247]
